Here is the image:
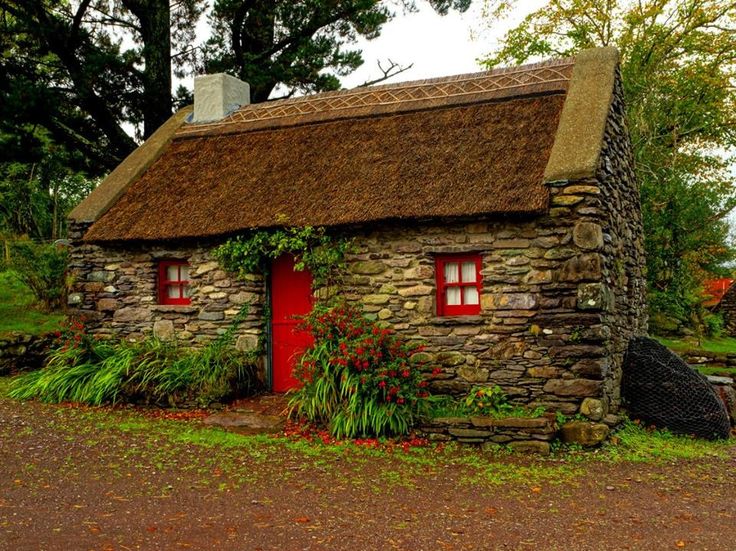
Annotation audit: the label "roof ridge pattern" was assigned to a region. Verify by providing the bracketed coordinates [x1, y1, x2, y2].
[177, 57, 575, 137]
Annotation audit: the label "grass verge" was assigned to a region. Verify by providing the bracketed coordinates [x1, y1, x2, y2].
[0, 271, 64, 336]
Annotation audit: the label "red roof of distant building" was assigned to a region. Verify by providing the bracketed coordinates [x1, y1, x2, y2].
[703, 278, 734, 307]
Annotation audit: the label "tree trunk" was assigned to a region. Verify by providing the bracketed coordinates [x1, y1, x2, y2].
[124, 0, 172, 138]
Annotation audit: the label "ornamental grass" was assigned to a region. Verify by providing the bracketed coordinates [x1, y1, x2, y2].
[9, 318, 258, 407]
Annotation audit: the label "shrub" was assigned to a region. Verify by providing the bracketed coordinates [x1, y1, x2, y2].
[703, 312, 724, 338]
[9, 317, 259, 407]
[288, 301, 430, 438]
[9, 240, 69, 312]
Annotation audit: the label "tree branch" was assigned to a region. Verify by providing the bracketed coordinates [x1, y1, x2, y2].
[358, 59, 414, 88]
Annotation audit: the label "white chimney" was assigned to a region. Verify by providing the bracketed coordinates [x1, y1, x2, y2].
[193, 73, 250, 123]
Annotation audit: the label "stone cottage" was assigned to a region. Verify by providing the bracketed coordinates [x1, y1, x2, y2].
[68, 47, 647, 420]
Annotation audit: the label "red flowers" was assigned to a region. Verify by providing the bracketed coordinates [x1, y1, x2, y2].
[296, 300, 432, 412]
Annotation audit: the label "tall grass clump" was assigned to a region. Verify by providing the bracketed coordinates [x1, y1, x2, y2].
[288, 300, 431, 438]
[9, 310, 259, 407]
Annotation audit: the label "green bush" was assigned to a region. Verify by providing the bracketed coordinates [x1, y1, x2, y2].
[288, 301, 430, 438]
[703, 312, 724, 338]
[9, 241, 69, 312]
[9, 318, 259, 407]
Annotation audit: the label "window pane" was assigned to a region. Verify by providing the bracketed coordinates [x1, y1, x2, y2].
[446, 287, 461, 306]
[444, 262, 459, 284]
[182, 283, 191, 298]
[167, 285, 180, 299]
[180, 265, 190, 280]
[166, 265, 179, 281]
[463, 286, 479, 305]
[461, 261, 476, 283]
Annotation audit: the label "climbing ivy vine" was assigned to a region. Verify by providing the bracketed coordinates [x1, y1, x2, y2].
[214, 226, 352, 288]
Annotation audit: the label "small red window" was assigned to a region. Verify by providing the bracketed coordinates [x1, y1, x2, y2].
[158, 261, 191, 305]
[436, 255, 482, 316]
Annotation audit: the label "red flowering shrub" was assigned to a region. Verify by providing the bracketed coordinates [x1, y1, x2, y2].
[288, 301, 430, 438]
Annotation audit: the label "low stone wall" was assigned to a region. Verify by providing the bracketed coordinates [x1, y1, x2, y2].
[677, 350, 736, 425]
[419, 415, 557, 455]
[0, 333, 54, 376]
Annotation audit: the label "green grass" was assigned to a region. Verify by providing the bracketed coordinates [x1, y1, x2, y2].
[0, 271, 64, 336]
[602, 421, 731, 462]
[654, 335, 736, 355]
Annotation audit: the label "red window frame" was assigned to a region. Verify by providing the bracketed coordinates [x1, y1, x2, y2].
[435, 254, 482, 316]
[158, 260, 191, 305]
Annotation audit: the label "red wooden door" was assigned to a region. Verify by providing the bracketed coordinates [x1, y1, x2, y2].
[271, 254, 314, 392]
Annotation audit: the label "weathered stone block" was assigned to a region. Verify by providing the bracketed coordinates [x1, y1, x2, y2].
[560, 421, 609, 446]
[543, 378, 601, 397]
[508, 440, 551, 455]
[195, 261, 219, 275]
[112, 307, 149, 322]
[489, 293, 537, 310]
[153, 320, 175, 341]
[457, 366, 489, 383]
[96, 298, 120, 312]
[558, 253, 602, 282]
[350, 261, 387, 275]
[398, 285, 433, 297]
[377, 308, 392, 320]
[577, 282, 612, 311]
[230, 291, 259, 305]
[198, 310, 225, 321]
[448, 428, 492, 438]
[436, 351, 466, 366]
[236, 334, 259, 351]
[67, 292, 83, 306]
[88, 270, 115, 283]
[573, 222, 604, 250]
[362, 294, 391, 305]
[579, 397, 605, 421]
[551, 194, 584, 206]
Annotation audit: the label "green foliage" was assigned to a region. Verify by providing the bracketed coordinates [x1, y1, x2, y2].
[481, 0, 736, 332]
[464, 385, 511, 415]
[214, 226, 352, 288]
[0, 270, 64, 335]
[8, 241, 69, 312]
[288, 301, 431, 438]
[426, 386, 546, 419]
[703, 312, 724, 338]
[9, 314, 259, 407]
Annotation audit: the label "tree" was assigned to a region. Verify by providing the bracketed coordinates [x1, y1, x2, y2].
[0, 0, 471, 241]
[481, 0, 736, 331]
[205, 0, 472, 102]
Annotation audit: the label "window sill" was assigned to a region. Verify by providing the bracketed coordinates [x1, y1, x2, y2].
[151, 305, 197, 314]
[429, 315, 484, 326]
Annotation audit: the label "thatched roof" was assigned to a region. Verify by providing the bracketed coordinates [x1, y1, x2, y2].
[76, 49, 621, 242]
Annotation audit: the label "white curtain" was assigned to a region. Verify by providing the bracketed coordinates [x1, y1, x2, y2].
[444, 262, 459, 283]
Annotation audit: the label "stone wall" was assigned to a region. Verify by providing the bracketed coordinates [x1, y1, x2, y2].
[717, 284, 736, 336]
[0, 333, 54, 375]
[67, 221, 265, 357]
[420, 415, 557, 455]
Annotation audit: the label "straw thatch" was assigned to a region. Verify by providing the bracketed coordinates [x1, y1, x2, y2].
[84, 93, 566, 242]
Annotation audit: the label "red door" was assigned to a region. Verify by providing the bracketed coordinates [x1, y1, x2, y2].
[271, 254, 314, 392]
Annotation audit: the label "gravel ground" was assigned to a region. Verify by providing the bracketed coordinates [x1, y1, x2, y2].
[1, 391, 735, 551]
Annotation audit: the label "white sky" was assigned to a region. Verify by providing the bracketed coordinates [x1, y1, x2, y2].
[339, 1, 546, 88]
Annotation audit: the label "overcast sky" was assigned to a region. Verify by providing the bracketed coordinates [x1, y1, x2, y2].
[339, 1, 546, 88]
